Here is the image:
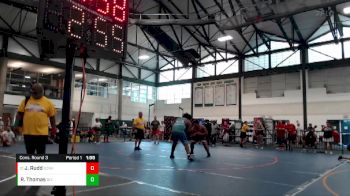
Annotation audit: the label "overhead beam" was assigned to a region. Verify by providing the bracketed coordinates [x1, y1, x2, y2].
[289, 16, 305, 44]
[221, 0, 350, 30]
[332, 7, 343, 37]
[276, 19, 294, 49]
[154, 0, 229, 58]
[325, 8, 339, 43]
[196, 0, 241, 53]
[252, 24, 270, 49]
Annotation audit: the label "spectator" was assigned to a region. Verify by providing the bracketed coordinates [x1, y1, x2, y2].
[323, 121, 334, 155]
[296, 122, 303, 145]
[93, 118, 102, 143]
[211, 121, 219, 147]
[276, 121, 287, 150]
[240, 121, 249, 148]
[0, 117, 4, 132]
[286, 122, 297, 151]
[15, 83, 57, 154]
[255, 120, 265, 149]
[104, 116, 113, 143]
[204, 120, 212, 145]
[1, 127, 16, 147]
[304, 125, 317, 149]
[151, 116, 161, 144]
[159, 121, 165, 141]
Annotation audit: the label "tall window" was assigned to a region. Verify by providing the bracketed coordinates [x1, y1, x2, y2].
[122, 81, 155, 103]
[196, 64, 215, 78]
[216, 59, 239, 75]
[175, 68, 192, 80]
[271, 50, 300, 68]
[131, 83, 140, 102]
[159, 70, 173, 82]
[345, 41, 350, 59]
[158, 84, 191, 104]
[244, 54, 269, 71]
[308, 43, 342, 63]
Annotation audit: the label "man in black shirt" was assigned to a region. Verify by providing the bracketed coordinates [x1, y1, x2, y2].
[151, 116, 161, 144]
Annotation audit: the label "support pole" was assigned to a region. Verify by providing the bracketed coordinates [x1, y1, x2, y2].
[238, 56, 243, 120]
[301, 46, 308, 130]
[51, 39, 76, 196]
[0, 35, 8, 117]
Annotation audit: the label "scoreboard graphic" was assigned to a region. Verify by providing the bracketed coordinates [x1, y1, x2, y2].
[16, 154, 99, 186]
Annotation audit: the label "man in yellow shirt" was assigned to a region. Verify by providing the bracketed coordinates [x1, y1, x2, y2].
[133, 112, 145, 151]
[240, 121, 249, 148]
[16, 83, 57, 154]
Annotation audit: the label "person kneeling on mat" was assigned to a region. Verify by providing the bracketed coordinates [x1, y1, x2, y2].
[190, 120, 211, 157]
[170, 113, 193, 161]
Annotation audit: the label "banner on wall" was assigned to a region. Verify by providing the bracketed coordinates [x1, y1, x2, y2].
[204, 86, 214, 107]
[194, 87, 203, 107]
[215, 85, 225, 106]
[226, 83, 237, 105]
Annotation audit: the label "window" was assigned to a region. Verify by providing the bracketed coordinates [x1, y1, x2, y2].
[175, 68, 192, 80]
[160, 63, 173, 70]
[158, 84, 191, 104]
[308, 43, 342, 63]
[246, 44, 269, 55]
[139, 85, 147, 103]
[123, 81, 155, 103]
[310, 31, 335, 44]
[131, 83, 140, 102]
[271, 50, 300, 68]
[197, 64, 215, 78]
[107, 80, 118, 95]
[148, 86, 156, 102]
[201, 55, 215, 63]
[270, 41, 292, 50]
[343, 27, 350, 38]
[345, 41, 350, 59]
[244, 54, 269, 71]
[216, 59, 239, 75]
[159, 70, 173, 82]
[123, 81, 131, 96]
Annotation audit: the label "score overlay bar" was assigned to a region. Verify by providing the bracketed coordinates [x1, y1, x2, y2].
[16, 154, 99, 186]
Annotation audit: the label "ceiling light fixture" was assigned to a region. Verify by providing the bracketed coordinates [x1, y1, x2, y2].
[139, 55, 150, 60]
[344, 6, 350, 14]
[218, 35, 233, 42]
[24, 76, 31, 79]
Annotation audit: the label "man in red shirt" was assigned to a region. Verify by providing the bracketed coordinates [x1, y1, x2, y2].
[276, 121, 287, 150]
[286, 122, 297, 151]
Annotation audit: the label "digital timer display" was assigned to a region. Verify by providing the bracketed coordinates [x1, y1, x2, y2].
[37, 0, 128, 59]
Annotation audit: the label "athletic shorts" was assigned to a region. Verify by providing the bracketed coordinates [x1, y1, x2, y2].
[135, 128, 144, 140]
[171, 131, 188, 145]
[323, 137, 334, 143]
[240, 132, 247, 139]
[191, 135, 206, 142]
[152, 129, 160, 136]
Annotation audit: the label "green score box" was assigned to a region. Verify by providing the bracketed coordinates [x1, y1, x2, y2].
[86, 174, 99, 186]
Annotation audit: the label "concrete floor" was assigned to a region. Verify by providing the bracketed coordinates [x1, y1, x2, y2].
[0, 141, 349, 196]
